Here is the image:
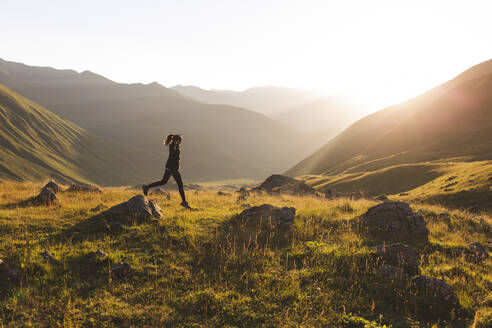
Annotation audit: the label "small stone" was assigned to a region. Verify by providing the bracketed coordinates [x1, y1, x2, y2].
[217, 191, 231, 196]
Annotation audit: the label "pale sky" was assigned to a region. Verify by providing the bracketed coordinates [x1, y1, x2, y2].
[1, 0, 491, 110]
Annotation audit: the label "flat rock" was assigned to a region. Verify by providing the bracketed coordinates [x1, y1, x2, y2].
[375, 243, 419, 275]
[412, 275, 459, 317]
[355, 201, 429, 245]
[253, 174, 317, 196]
[97, 195, 162, 224]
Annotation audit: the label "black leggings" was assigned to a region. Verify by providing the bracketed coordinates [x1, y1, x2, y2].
[147, 168, 186, 202]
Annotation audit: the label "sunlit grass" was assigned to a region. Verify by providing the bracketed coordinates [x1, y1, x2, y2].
[0, 181, 490, 327]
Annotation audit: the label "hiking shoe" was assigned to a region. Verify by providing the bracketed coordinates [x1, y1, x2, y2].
[142, 185, 149, 196]
[180, 201, 191, 209]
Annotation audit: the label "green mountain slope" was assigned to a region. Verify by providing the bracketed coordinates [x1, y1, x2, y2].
[0, 85, 152, 185]
[287, 59, 492, 177]
[0, 58, 308, 181]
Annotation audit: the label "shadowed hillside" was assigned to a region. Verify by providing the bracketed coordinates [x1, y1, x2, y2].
[0, 85, 152, 185]
[287, 59, 492, 177]
[0, 59, 308, 181]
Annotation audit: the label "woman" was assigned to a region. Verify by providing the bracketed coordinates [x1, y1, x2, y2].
[142, 134, 190, 209]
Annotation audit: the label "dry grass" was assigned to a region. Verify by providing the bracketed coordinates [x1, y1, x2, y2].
[0, 181, 490, 327]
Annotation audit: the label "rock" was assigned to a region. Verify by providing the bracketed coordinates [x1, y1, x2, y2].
[96, 195, 162, 224]
[376, 264, 405, 280]
[38, 251, 61, 266]
[465, 242, 489, 262]
[399, 192, 409, 196]
[375, 243, 419, 275]
[33, 187, 58, 205]
[412, 275, 459, 317]
[446, 176, 457, 181]
[66, 183, 102, 193]
[232, 204, 296, 228]
[375, 195, 389, 202]
[42, 181, 61, 193]
[90, 204, 108, 212]
[355, 201, 429, 245]
[443, 188, 454, 192]
[217, 191, 231, 196]
[110, 262, 132, 278]
[0, 259, 21, 283]
[253, 174, 317, 196]
[237, 187, 250, 195]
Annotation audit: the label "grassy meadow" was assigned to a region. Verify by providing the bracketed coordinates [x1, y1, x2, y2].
[0, 182, 490, 327]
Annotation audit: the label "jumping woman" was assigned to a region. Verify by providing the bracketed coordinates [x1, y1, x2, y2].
[142, 134, 191, 209]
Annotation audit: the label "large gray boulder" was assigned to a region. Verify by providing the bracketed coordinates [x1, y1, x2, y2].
[96, 195, 162, 224]
[253, 174, 317, 196]
[412, 275, 459, 317]
[355, 202, 429, 245]
[375, 243, 419, 275]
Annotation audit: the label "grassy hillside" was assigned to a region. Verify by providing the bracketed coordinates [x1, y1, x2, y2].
[0, 85, 152, 186]
[302, 160, 492, 211]
[0, 182, 490, 327]
[171, 85, 319, 115]
[287, 59, 492, 177]
[0, 58, 309, 181]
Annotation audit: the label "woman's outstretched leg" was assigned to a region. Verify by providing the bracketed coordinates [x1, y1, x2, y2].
[171, 170, 189, 207]
[143, 169, 171, 195]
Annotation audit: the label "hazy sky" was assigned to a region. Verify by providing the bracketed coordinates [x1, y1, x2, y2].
[2, 0, 491, 109]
